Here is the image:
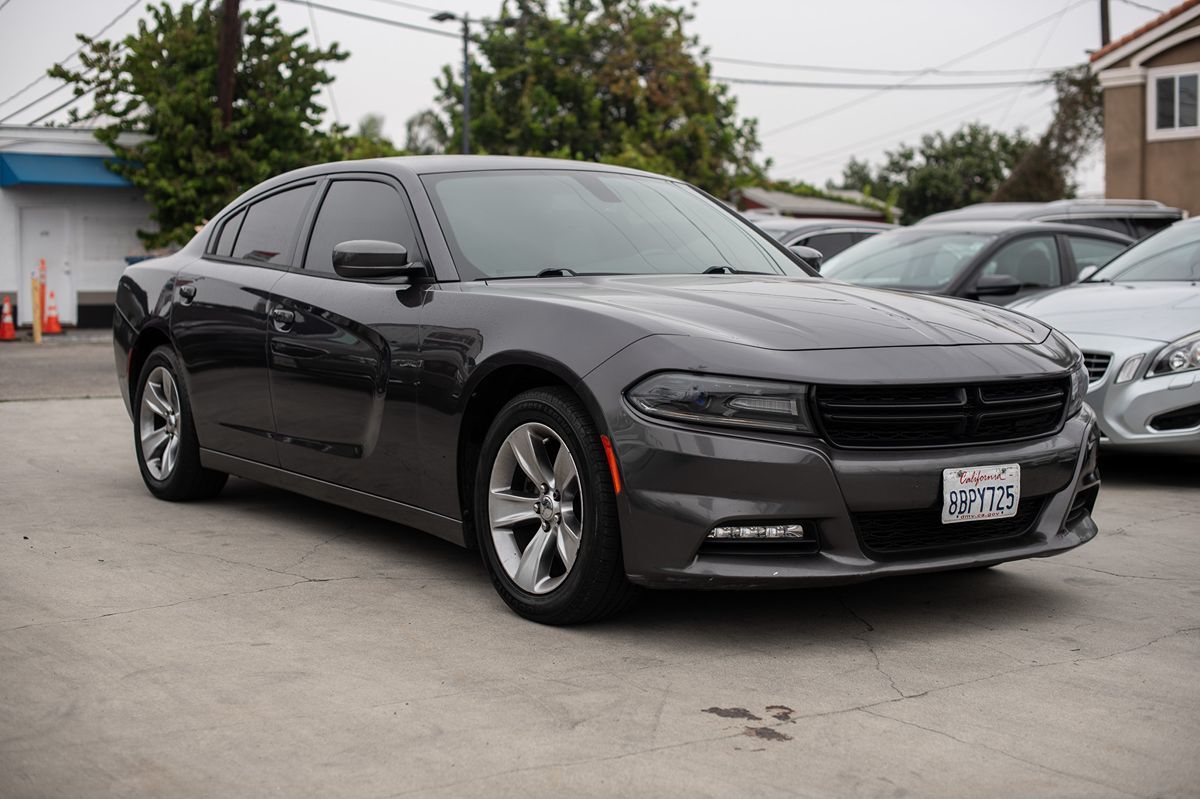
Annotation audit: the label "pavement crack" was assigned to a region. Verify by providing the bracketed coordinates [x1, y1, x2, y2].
[839, 594, 905, 699]
[859, 709, 1143, 798]
[1035, 560, 1197, 583]
[0, 576, 358, 634]
[286, 531, 348, 572]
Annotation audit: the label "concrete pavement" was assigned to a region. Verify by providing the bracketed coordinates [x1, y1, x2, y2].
[1, 345, 1198, 797]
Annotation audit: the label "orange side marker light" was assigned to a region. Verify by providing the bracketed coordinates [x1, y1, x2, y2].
[600, 434, 622, 495]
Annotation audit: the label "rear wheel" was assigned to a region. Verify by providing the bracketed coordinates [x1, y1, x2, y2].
[133, 346, 227, 501]
[475, 388, 636, 624]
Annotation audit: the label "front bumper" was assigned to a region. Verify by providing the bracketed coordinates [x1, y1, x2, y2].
[1074, 333, 1200, 455]
[586, 336, 1100, 589]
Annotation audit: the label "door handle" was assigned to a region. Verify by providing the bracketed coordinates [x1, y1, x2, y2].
[178, 284, 196, 304]
[270, 307, 296, 331]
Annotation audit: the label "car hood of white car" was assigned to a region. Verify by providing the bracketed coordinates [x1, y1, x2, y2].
[1011, 281, 1200, 344]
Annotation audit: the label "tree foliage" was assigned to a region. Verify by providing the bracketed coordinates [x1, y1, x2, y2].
[992, 65, 1103, 201]
[51, 1, 349, 247]
[833, 123, 1033, 221]
[429, 0, 764, 196]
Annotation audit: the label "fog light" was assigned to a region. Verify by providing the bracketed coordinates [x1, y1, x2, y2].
[708, 523, 808, 540]
[1115, 354, 1143, 384]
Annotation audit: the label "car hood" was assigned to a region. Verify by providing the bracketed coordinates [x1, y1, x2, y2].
[1011, 282, 1200, 343]
[474, 274, 1049, 350]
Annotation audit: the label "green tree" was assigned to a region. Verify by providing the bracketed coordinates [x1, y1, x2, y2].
[343, 113, 404, 160]
[50, 1, 347, 248]
[834, 123, 1033, 221]
[430, 0, 764, 196]
[992, 65, 1103, 201]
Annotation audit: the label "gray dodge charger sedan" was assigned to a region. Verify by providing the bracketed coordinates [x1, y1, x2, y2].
[113, 156, 1100, 624]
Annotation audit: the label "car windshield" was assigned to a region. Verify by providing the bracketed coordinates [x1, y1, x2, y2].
[421, 169, 808, 280]
[821, 230, 995, 290]
[1087, 221, 1200, 282]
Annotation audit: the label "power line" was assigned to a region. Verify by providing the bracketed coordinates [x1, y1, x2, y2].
[355, 0, 446, 15]
[276, 0, 459, 39]
[0, 0, 141, 112]
[715, 76, 1048, 91]
[26, 86, 99, 126]
[1115, 0, 1166, 13]
[999, 0, 1074, 127]
[762, 0, 1091, 138]
[708, 55, 1068, 77]
[305, 0, 341, 124]
[774, 86, 1050, 174]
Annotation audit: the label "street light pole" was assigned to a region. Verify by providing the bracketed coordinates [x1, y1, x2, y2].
[461, 13, 471, 154]
[433, 10, 473, 154]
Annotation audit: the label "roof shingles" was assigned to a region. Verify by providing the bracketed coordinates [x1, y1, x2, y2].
[1091, 0, 1200, 62]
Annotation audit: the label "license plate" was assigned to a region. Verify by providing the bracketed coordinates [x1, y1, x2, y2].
[941, 464, 1021, 524]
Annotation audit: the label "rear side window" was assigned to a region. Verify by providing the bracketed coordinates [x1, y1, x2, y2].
[230, 185, 313, 265]
[1066, 236, 1126, 271]
[803, 232, 855, 259]
[303, 180, 419, 274]
[980, 235, 1062, 287]
[213, 208, 245, 257]
[1071, 217, 1133, 237]
[1131, 217, 1174, 239]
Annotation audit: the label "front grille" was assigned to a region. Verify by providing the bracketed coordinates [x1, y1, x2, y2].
[854, 496, 1047, 557]
[1149, 403, 1200, 431]
[1082, 351, 1111, 383]
[813, 378, 1069, 449]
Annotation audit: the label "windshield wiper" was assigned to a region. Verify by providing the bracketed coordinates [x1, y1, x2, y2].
[701, 265, 772, 275]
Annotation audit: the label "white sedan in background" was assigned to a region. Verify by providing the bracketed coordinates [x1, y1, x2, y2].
[1012, 217, 1200, 455]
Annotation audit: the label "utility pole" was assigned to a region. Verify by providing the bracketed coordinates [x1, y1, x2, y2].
[1100, 0, 1111, 46]
[217, 0, 241, 129]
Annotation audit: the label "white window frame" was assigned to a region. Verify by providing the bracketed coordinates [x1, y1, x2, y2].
[1146, 62, 1200, 142]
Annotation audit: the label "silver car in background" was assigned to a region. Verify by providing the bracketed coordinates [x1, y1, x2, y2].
[1012, 217, 1200, 454]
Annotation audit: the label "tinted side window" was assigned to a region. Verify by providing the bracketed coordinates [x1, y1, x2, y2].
[303, 180, 418, 274]
[980, 235, 1062, 287]
[1066, 236, 1126, 271]
[231, 185, 313, 265]
[1131, 217, 1174, 239]
[213, 208, 245, 256]
[1071, 217, 1132, 237]
[804, 232, 855, 259]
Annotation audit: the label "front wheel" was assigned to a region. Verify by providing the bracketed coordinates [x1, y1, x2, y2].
[474, 388, 637, 624]
[133, 345, 227, 501]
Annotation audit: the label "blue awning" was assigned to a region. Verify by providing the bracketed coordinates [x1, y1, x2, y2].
[0, 152, 131, 188]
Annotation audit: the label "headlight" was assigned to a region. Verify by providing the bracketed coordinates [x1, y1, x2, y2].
[1066, 360, 1088, 418]
[626, 373, 814, 434]
[1146, 331, 1200, 378]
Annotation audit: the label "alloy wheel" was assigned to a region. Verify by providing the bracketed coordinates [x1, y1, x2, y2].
[487, 422, 583, 594]
[139, 366, 182, 481]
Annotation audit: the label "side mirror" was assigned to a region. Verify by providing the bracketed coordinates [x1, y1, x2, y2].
[790, 244, 824, 270]
[972, 273, 1022, 297]
[332, 240, 427, 280]
[1076, 265, 1099, 282]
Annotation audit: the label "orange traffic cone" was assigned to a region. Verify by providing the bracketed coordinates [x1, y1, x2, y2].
[43, 292, 62, 334]
[0, 296, 15, 341]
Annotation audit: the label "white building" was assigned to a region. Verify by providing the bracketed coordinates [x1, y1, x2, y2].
[1, 125, 152, 327]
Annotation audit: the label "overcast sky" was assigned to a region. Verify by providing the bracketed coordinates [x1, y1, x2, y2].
[0, 0, 1170, 194]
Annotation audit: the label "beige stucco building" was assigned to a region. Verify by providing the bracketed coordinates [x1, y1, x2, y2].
[1092, 0, 1200, 214]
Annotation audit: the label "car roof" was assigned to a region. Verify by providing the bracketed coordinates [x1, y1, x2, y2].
[920, 199, 1183, 223]
[890, 219, 1133, 241]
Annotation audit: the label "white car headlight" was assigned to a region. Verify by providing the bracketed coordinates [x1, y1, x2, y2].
[1146, 331, 1200, 378]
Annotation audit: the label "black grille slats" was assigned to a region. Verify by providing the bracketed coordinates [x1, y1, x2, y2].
[1081, 351, 1111, 383]
[814, 378, 1069, 449]
[855, 496, 1046, 556]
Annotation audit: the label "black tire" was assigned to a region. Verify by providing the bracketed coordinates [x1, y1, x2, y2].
[474, 387, 638, 624]
[133, 345, 227, 501]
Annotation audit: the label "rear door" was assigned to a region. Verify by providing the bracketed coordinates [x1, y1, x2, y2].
[172, 182, 316, 465]
[968, 233, 1065, 304]
[266, 176, 427, 502]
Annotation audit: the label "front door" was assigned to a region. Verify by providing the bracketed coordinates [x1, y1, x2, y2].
[172, 182, 316, 465]
[18, 207, 75, 326]
[267, 177, 425, 503]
